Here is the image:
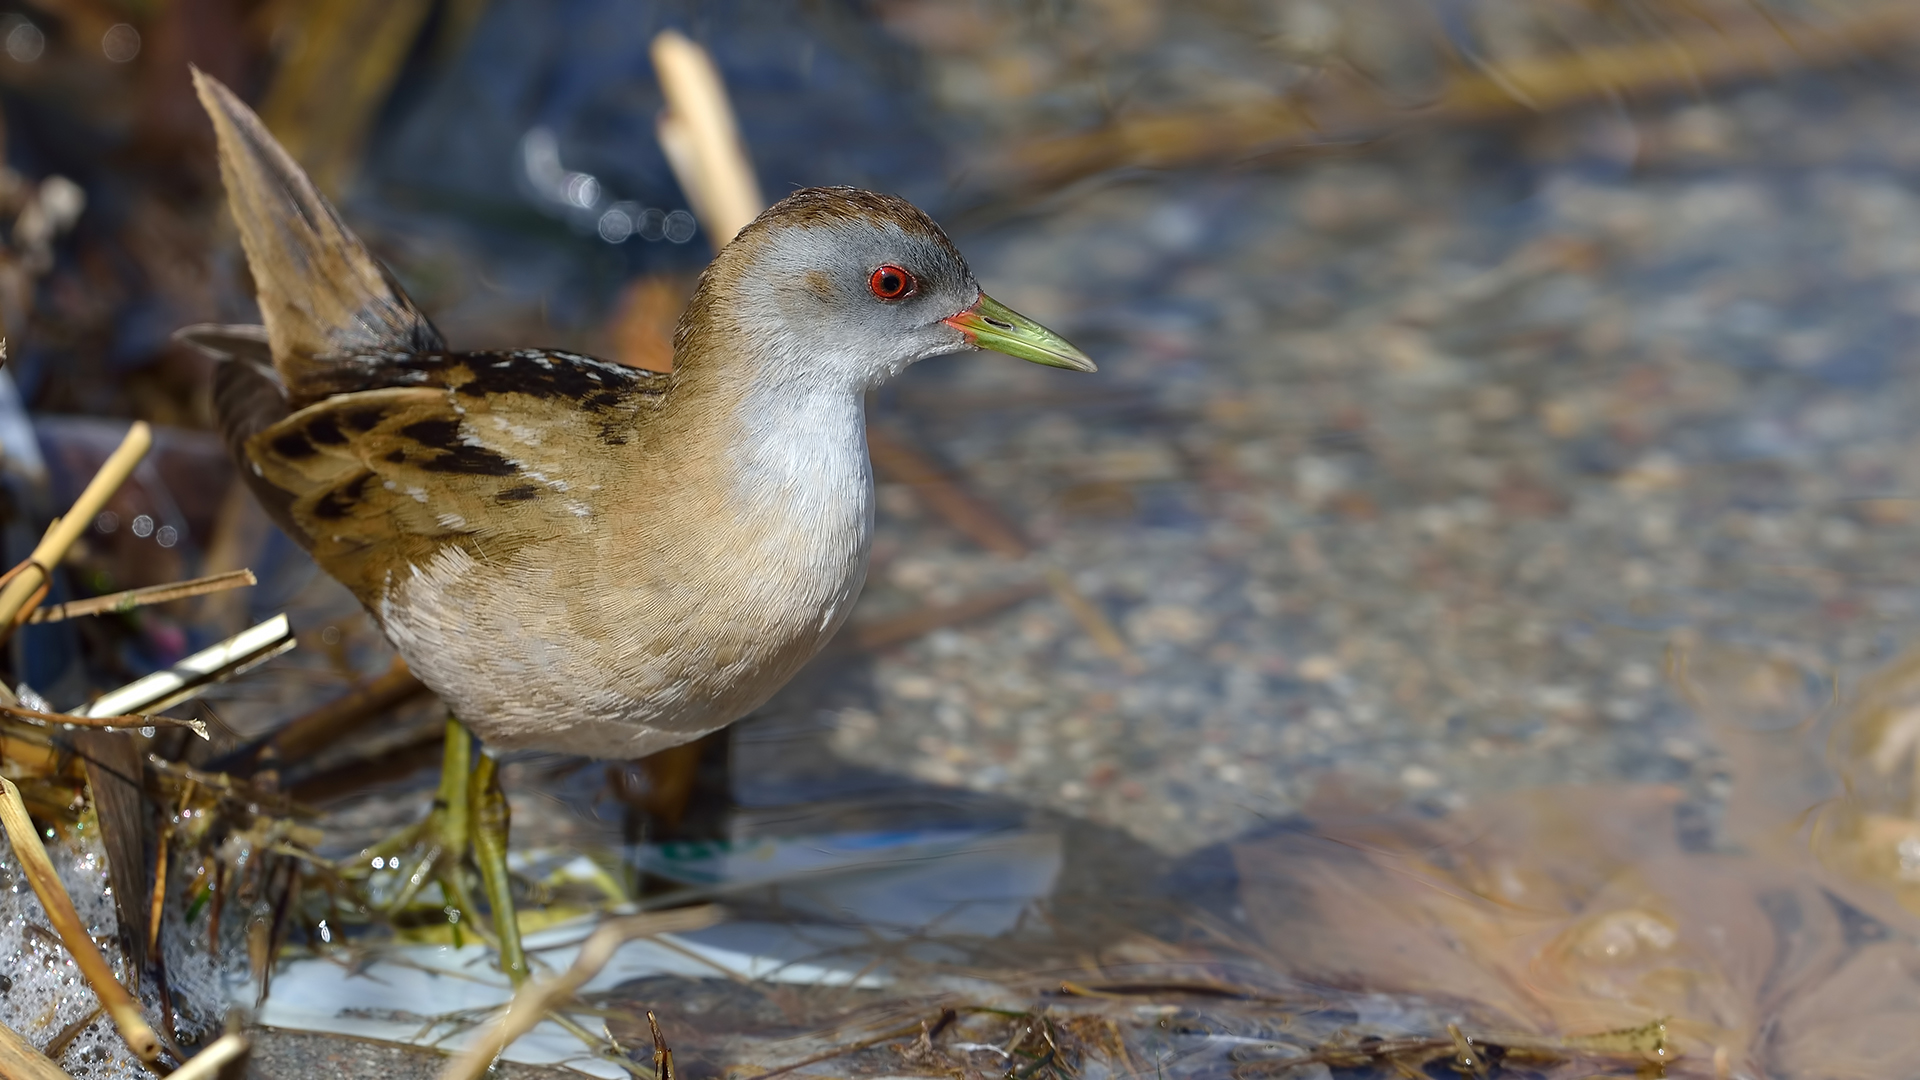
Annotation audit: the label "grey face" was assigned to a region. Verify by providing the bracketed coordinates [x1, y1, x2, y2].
[737, 216, 982, 389]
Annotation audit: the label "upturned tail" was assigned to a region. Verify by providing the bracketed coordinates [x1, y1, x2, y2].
[189, 68, 443, 405]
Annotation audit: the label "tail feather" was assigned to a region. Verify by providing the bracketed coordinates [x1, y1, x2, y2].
[191, 68, 443, 405]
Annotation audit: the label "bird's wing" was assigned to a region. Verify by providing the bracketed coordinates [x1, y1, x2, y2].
[236, 349, 668, 603]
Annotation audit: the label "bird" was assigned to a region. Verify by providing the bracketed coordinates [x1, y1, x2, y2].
[179, 70, 1094, 976]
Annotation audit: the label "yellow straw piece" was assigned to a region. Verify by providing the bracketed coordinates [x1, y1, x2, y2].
[0, 422, 152, 629]
[0, 777, 160, 1063]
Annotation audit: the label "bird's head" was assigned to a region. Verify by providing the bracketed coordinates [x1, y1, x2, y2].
[678, 187, 1094, 390]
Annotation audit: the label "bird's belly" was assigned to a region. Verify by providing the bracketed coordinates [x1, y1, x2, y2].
[376, 535, 865, 760]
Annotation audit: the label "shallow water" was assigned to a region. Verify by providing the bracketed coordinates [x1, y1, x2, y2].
[7, 2, 1920, 1078]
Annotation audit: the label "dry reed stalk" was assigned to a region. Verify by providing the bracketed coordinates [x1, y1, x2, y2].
[256, 0, 437, 194]
[996, 2, 1920, 191]
[647, 1012, 674, 1080]
[146, 823, 170, 957]
[166, 1031, 248, 1080]
[0, 777, 160, 1063]
[1046, 568, 1137, 671]
[0, 1018, 74, 1080]
[848, 581, 1047, 651]
[29, 570, 257, 624]
[737, 1015, 942, 1080]
[74, 729, 150, 982]
[436, 906, 721, 1080]
[76, 614, 295, 719]
[288, 728, 442, 802]
[0, 702, 207, 736]
[0, 421, 151, 631]
[198, 482, 273, 632]
[866, 427, 1136, 665]
[254, 656, 430, 764]
[865, 426, 1031, 559]
[0, 731, 62, 775]
[652, 29, 763, 248]
[610, 276, 689, 373]
[38, 1009, 100, 1064]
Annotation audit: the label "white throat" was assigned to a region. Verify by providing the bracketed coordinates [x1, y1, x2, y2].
[725, 369, 876, 623]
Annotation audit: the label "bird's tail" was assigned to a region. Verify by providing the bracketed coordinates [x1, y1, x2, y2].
[190, 68, 443, 405]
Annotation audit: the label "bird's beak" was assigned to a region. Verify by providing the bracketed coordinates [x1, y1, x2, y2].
[944, 293, 1097, 372]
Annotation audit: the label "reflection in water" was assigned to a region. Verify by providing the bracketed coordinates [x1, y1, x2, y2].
[513, 642, 1920, 1078]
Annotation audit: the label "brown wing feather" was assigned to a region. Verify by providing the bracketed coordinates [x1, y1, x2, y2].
[189, 72, 679, 623]
[240, 351, 667, 605]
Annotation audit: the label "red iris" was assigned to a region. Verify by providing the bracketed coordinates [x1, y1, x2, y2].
[869, 264, 917, 300]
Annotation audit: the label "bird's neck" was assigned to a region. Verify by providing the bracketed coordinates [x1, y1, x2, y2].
[727, 370, 872, 504]
[657, 325, 875, 548]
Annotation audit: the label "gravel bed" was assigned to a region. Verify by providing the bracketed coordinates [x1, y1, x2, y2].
[817, 64, 1920, 853]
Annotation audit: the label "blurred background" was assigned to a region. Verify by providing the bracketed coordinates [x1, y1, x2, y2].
[9, 0, 1920, 1076]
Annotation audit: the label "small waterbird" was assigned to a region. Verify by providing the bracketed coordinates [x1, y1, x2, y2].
[182, 69, 1093, 976]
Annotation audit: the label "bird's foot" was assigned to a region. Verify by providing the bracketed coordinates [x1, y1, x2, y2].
[355, 718, 526, 983]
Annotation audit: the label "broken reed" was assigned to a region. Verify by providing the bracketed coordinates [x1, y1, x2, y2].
[992, 1, 1920, 192]
[167, 1032, 248, 1080]
[29, 569, 257, 624]
[0, 701, 207, 735]
[0, 421, 151, 634]
[0, 778, 160, 1063]
[653, 28, 762, 247]
[437, 906, 721, 1080]
[0, 1018, 71, 1080]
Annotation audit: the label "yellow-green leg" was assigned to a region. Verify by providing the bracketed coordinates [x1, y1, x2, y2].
[371, 719, 469, 910]
[357, 718, 524, 983]
[470, 752, 526, 983]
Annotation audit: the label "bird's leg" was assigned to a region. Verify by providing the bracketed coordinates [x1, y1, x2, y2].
[631, 740, 706, 832]
[608, 732, 732, 897]
[469, 752, 527, 984]
[358, 719, 502, 958]
[380, 717, 471, 914]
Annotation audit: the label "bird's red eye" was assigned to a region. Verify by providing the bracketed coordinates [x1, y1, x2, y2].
[869, 264, 917, 301]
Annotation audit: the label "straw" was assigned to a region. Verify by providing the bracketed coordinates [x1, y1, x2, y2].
[995, 3, 1920, 192]
[0, 702, 208, 737]
[0, 421, 151, 630]
[0, 1018, 74, 1080]
[167, 1032, 248, 1080]
[436, 906, 720, 1080]
[866, 426, 1031, 559]
[848, 581, 1047, 652]
[651, 30, 762, 248]
[29, 569, 257, 623]
[250, 657, 429, 765]
[74, 613, 294, 719]
[0, 777, 160, 1063]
